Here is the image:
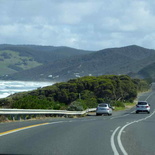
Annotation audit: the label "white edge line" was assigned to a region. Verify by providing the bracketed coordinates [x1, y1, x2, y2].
[145, 92, 154, 101]
[117, 122, 134, 155]
[111, 126, 120, 155]
[117, 111, 155, 155]
[117, 110, 155, 155]
[111, 114, 130, 120]
[117, 91, 155, 155]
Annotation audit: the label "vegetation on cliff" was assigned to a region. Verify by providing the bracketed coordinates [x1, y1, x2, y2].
[0, 75, 150, 110]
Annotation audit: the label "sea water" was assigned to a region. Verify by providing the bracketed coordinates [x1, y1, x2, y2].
[0, 80, 54, 98]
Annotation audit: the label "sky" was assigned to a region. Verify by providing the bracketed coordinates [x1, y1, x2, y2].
[0, 0, 155, 51]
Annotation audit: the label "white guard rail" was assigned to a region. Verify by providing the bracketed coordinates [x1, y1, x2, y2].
[0, 108, 96, 115]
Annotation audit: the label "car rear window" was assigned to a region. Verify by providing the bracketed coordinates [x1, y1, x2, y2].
[99, 104, 107, 107]
[138, 102, 147, 105]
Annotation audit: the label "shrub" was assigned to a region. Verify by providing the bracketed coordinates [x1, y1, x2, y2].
[113, 101, 125, 107]
[67, 101, 84, 111]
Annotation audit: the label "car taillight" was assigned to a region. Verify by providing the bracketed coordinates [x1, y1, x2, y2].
[146, 106, 149, 108]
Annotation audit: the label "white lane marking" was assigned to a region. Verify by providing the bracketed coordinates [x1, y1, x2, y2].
[111, 109, 136, 120]
[111, 126, 120, 155]
[48, 121, 66, 124]
[115, 91, 155, 154]
[80, 118, 97, 121]
[111, 114, 129, 120]
[117, 110, 155, 155]
[131, 110, 135, 113]
[145, 92, 154, 101]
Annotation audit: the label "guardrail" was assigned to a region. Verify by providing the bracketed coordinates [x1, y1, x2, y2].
[0, 108, 96, 120]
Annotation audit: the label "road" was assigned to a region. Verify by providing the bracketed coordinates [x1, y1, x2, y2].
[0, 90, 155, 155]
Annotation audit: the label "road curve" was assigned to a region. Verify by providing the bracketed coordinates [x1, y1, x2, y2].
[0, 90, 155, 155]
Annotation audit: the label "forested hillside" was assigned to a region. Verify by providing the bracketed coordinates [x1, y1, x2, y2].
[138, 62, 155, 81]
[1, 44, 155, 82]
[0, 44, 92, 76]
[3, 45, 155, 81]
[0, 75, 150, 110]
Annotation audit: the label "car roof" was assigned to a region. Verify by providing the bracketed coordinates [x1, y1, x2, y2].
[138, 101, 148, 105]
[98, 103, 109, 106]
[138, 101, 148, 103]
[99, 103, 109, 105]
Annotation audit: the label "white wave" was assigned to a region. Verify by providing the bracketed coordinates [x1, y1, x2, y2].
[0, 80, 55, 98]
[0, 93, 11, 98]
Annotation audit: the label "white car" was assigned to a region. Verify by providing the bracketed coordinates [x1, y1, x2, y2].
[136, 101, 150, 114]
[96, 103, 112, 116]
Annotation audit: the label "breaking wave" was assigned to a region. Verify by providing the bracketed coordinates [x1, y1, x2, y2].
[0, 80, 54, 98]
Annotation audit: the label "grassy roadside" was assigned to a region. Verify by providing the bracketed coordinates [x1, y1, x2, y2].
[114, 90, 151, 111]
[114, 102, 136, 111]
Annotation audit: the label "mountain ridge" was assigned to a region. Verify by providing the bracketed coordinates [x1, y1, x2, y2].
[1, 44, 155, 81]
[0, 44, 93, 77]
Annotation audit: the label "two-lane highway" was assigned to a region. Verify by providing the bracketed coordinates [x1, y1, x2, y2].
[0, 91, 155, 155]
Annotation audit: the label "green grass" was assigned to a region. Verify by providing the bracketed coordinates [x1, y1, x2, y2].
[114, 102, 136, 111]
[125, 102, 136, 107]
[114, 106, 125, 111]
[0, 50, 42, 75]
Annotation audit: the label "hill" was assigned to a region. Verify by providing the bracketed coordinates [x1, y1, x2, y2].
[0, 44, 92, 76]
[2, 45, 155, 81]
[137, 62, 155, 81]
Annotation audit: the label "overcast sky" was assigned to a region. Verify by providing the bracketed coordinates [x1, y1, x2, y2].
[0, 0, 155, 51]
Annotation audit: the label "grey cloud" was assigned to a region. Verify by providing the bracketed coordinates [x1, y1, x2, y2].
[0, 0, 155, 50]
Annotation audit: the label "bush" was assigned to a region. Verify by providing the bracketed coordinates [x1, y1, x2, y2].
[67, 101, 84, 111]
[5, 75, 150, 110]
[0, 115, 8, 122]
[113, 101, 125, 107]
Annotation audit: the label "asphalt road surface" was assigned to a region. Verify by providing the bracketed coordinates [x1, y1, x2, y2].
[0, 90, 155, 155]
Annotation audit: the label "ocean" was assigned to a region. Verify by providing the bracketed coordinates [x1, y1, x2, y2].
[0, 80, 54, 98]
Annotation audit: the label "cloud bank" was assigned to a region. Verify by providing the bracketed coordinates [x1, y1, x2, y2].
[0, 0, 155, 50]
